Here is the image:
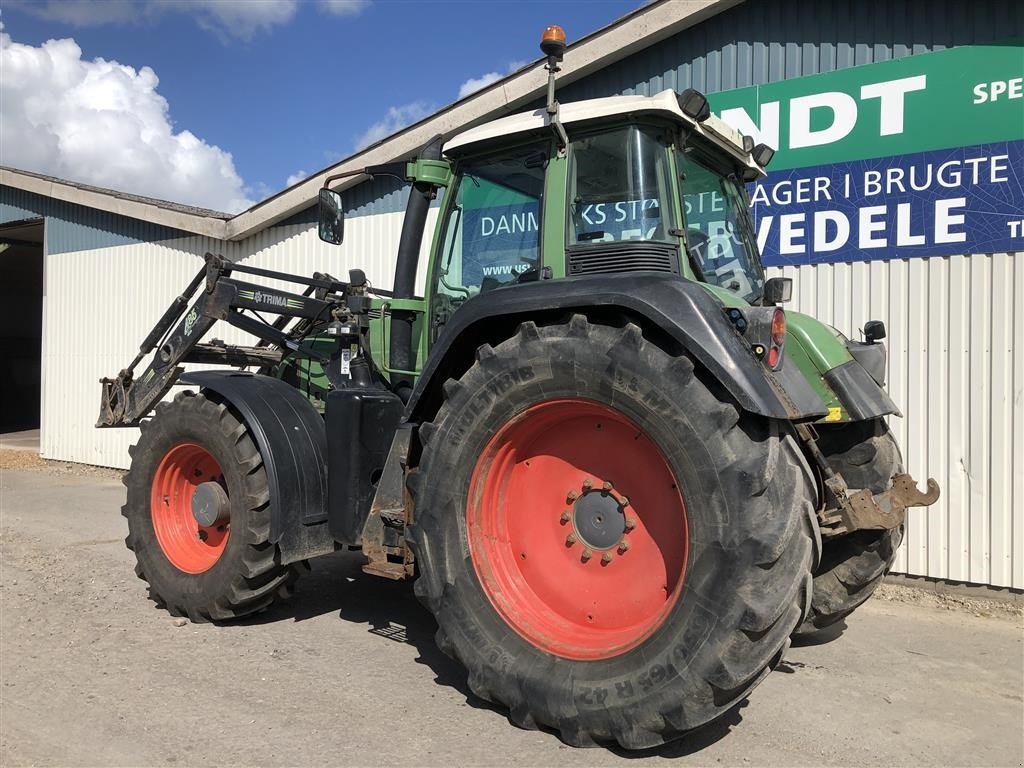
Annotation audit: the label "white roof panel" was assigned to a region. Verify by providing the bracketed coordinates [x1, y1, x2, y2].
[443, 89, 764, 177]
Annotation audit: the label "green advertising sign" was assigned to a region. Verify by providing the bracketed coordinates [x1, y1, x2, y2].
[709, 43, 1024, 170]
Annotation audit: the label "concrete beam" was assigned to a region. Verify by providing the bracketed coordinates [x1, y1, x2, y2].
[0, 168, 229, 239]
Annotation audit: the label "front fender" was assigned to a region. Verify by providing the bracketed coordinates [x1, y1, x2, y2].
[179, 371, 334, 565]
[406, 273, 828, 423]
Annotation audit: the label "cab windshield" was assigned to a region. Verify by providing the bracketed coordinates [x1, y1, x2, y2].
[678, 150, 765, 302]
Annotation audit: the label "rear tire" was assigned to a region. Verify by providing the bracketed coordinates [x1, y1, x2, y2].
[794, 419, 903, 637]
[123, 390, 301, 622]
[408, 316, 817, 749]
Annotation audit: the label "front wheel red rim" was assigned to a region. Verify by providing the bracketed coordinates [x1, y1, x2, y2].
[150, 443, 229, 573]
[467, 399, 689, 661]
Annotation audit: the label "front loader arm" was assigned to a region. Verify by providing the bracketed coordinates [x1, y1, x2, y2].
[98, 253, 342, 427]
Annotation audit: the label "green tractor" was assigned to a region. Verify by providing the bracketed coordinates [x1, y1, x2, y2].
[98, 28, 938, 749]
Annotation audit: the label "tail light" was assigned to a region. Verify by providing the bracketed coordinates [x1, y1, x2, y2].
[768, 308, 785, 369]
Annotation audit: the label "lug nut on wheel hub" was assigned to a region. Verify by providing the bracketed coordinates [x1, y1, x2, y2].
[560, 479, 634, 563]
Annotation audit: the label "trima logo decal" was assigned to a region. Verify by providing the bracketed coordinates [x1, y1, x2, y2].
[183, 309, 199, 336]
[238, 288, 304, 310]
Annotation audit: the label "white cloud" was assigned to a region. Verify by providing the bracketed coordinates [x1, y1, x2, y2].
[457, 60, 530, 100]
[0, 29, 253, 212]
[319, 0, 370, 17]
[7, 0, 302, 40]
[458, 71, 502, 99]
[178, 1, 298, 40]
[285, 170, 307, 187]
[354, 102, 433, 151]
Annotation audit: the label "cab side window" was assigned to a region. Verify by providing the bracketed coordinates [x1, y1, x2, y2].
[434, 143, 547, 300]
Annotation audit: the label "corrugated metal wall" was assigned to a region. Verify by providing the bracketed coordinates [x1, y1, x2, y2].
[767, 256, 1023, 589]
[560, 0, 1022, 99]
[35, 210, 438, 471]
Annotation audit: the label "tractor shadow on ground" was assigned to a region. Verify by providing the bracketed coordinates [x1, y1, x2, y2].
[243, 550, 748, 756]
[240, 550, 508, 716]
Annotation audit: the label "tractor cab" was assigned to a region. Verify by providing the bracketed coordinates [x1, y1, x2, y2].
[429, 88, 776, 335]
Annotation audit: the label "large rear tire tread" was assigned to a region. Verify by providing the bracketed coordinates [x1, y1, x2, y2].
[123, 390, 301, 622]
[408, 316, 817, 749]
[794, 419, 904, 636]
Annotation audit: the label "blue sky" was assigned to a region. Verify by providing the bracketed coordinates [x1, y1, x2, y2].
[0, 0, 643, 211]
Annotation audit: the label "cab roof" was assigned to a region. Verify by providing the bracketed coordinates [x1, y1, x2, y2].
[443, 88, 765, 178]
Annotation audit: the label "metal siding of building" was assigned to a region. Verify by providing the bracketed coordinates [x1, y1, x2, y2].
[37, 209, 438, 471]
[558, 0, 1022, 100]
[767, 255, 1023, 590]
[1, 186, 188, 252]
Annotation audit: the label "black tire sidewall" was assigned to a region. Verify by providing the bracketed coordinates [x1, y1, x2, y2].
[412, 323, 812, 737]
[125, 396, 257, 609]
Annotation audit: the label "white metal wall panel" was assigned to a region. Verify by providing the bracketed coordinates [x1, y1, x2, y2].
[769, 253, 1023, 589]
[39, 210, 437, 472]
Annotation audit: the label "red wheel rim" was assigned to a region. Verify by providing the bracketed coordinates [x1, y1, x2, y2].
[150, 443, 229, 573]
[467, 399, 688, 660]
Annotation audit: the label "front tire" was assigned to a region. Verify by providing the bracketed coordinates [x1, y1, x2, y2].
[123, 391, 301, 622]
[408, 316, 817, 748]
[794, 419, 904, 637]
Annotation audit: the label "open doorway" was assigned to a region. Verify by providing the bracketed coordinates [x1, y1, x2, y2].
[0, 219, 44, 446]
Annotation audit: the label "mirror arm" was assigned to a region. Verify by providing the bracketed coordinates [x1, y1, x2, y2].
[323, 162, 410, 191]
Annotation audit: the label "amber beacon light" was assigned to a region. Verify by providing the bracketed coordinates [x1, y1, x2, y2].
[540, 25, 567, 61]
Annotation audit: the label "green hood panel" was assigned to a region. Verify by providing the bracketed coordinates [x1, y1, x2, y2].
[786, 312, 854, 372]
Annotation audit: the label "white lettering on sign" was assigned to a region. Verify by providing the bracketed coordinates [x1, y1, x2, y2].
[859, 75, 928, 136]
[750, 175, 832, 206]
[858, 206, 889, 249]
[934, 197, 967, 243]
[717, 73, 928, 151]
[813, 211, 850, 252]
[480, 211, 538, 236]
[719, 102, 781, 150]
[973, 76, 1024, 103]
[755, 198, 970, 257]
[857, 154, 1010, 196]
[778, 213, 806, 255]
[790, 91, 858, 148]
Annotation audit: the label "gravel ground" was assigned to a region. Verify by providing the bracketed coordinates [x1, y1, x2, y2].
[1, 466, 1022, 767]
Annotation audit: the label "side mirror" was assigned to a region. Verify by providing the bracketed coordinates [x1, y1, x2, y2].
[762, 276, 792, 305]
[863, 320, 886, 344]
[318, 188, 344, 245]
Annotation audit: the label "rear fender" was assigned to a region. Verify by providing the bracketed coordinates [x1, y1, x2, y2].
[179, 371, 334, 565]
[406, 273, 829, 424]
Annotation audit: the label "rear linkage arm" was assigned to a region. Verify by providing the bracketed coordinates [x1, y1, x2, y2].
[795, 423, 940, 538]
[97, 252, 348, 428]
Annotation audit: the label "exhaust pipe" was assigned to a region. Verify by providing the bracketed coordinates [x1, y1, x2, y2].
[389, 134, 443, 401]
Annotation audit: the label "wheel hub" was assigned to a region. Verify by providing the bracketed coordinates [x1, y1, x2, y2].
[191, 481, 229, 527]
[570, 487, 626, 550]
